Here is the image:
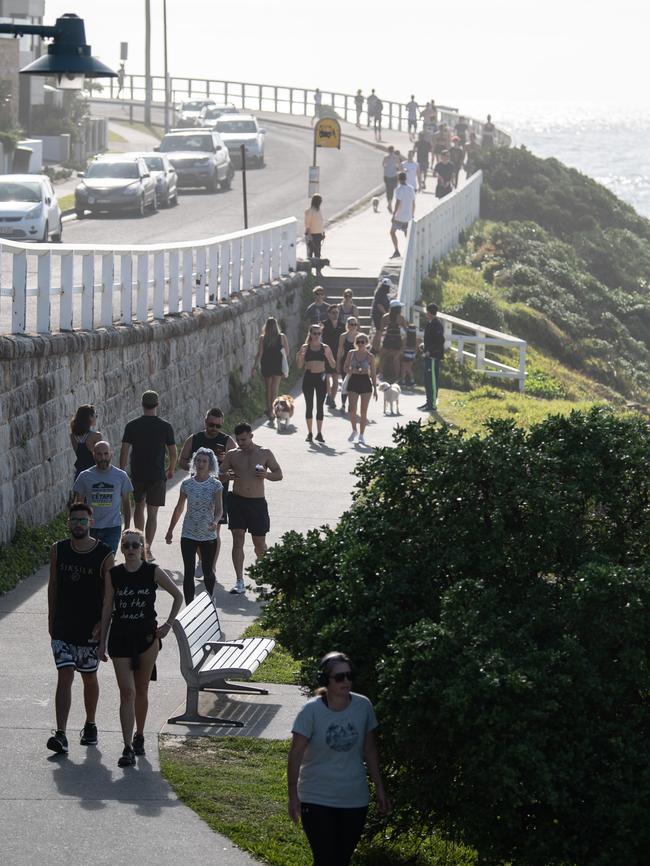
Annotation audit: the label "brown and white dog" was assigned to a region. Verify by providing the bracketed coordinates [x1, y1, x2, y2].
[273, 394, 295, 430]
[378, 381, 401, 415]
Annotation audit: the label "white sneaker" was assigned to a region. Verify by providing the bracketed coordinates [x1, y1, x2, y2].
[348, 431, 357, 442]
[229, 579, 246, 595]
[358, 434, 366, 445]
[195, 560, 203, 579]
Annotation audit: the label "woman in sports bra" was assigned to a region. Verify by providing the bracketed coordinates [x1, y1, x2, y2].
[69, 404, 102, 480]
[337, 317, 361, 412]
[297, 325, 336, 444]
[379, 301, 407, 382]
[343, 333, 377, 446]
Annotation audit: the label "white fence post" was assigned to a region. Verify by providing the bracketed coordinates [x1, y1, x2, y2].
[182, 248, 193, 311]
[475, 331, 485, 370]
[241, 234, 253, 292]
[218, 241, 230, 300]
[81, 254, 94, 330]
[12, 250, 27, 334]
[208, 244, 218, 302]
[36, 251, 51, 333]
[519, 343, 527, 393]
[100, 253, 114, 327]
[60, 253, 73, 331]
[153, 250, 165, 318]
[136, 253, 148, 322]
[262, 229, 272, 285]
[230, 237, 241, 293]
[195, 247, 207, 307]
[168, 249, 179, 313]
[120, 253, 133, 324]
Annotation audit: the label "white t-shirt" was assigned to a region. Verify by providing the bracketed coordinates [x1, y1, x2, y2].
[393, 183, 416, 222]
[401, 160, 419, 191]
[180, 475, 223, 541]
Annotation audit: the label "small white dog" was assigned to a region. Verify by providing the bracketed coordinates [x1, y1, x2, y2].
[378, 381, 401, 415]
[372, 196, 380, 213]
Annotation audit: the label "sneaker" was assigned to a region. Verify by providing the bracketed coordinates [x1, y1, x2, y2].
[305, 432, 313, 442]
[132, 733, 145, 756]
[348, 431, 357, 442]
[118, 746, 136, 768]
[229, 579, 246, 595]
[47, 730, 68, 755]
[195, 559, 203, 579]
[358, 434, 366, 445]
[80, 722, 98, 746]
[417, 403, 434, 411]
[315, 433, 325, 443]
[390, 251, 401, 259]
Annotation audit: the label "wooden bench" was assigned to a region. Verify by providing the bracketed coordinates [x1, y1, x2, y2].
[168, 591, 276, 727]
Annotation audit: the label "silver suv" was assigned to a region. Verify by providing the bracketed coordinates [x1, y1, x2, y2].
[157, 129, 235, 192]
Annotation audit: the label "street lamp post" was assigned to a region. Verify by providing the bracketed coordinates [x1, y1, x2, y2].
[163, 0, 170, 133]
[144, 0, 152, 127]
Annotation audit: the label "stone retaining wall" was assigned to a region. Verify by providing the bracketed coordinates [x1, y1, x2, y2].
[0, 274, 307, 544]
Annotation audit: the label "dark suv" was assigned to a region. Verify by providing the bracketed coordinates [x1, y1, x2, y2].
[74, 156, 157, 218]
[157, 129, 235, 192]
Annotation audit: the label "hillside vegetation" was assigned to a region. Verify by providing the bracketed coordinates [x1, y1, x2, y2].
[424, 146, 650, 408]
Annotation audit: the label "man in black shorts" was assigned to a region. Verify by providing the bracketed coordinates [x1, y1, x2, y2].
[179, 407, 236, 570]
[219, 422, 283, 594]
[433, 150, 455, 199]
[120, 390, 176, 561]
[47, 502, 114, 754]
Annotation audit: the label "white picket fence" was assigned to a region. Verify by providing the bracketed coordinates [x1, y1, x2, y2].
[0, 217, 297, 334]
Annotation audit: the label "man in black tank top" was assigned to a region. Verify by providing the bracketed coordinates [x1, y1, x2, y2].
[178, 407, 236, 570]
[47, 503, 114, 755]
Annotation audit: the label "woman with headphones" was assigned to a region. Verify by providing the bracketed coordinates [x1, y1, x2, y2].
[287, 651, 390, 865]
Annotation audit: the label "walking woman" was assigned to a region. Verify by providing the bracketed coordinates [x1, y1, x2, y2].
[288, 651, 390, 866]
[70, 404, 102, 480]
[297, 324, 336, 444]
[305, 194, 325, 271]
[379, 300, 407, 382]
[343, 332, 377, 445]
[321, 304, 344, 410]
[254, 317, 290, 422]
[165, 447, 223, 603]
[337, 289, 359, 328]
[99, 529, 183, 767]
[337, 317, 361, 412]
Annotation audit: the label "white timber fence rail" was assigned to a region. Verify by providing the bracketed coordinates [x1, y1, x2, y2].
[0, 217, 297, 335]
[397, 171, 483, 319]
[95, 75, 512, 146]
[415, 307, 527, 392]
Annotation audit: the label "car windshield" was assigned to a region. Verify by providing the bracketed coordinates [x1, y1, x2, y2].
[85, 162, 139, 179]
[143, 157, 164, 171]
[160, 135, 213, 152]
[0, 182, 41, 203]
[181, 101, 207, 112]
[216, 120, 257, 134]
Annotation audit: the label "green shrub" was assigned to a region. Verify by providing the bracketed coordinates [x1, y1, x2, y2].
[0, 513, 68, 594]
[447, 291, 505, 331]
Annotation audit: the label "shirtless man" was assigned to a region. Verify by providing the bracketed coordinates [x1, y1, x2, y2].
[219, 422, 283, 594]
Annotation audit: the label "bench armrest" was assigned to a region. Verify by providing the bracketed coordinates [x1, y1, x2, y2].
[204, 641, 245, 651]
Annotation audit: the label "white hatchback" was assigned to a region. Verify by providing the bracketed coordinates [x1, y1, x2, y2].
[0, 174, 63, 243]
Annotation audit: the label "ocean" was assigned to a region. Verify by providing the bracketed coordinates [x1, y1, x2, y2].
[468, 103, 650, 220]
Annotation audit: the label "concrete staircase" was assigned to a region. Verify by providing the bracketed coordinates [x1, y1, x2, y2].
[320, 276, 377, 332]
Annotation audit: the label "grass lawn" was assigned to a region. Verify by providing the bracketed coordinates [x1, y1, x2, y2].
[241, 622, 301, 685]
[159, 736, 477, 866]
[108, 128, 127, 144]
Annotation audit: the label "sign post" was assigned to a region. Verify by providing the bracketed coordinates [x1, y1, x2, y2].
[309, 116, 341, 195]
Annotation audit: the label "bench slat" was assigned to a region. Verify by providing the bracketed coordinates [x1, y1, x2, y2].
[201, 638, 275, 676]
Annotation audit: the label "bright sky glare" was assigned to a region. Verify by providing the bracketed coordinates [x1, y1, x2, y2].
[46, 0, 646, 115]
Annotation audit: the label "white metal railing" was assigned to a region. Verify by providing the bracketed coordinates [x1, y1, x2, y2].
[415, 307, 527, 392]
[0, 217, 297, 334]
[398, 171, 483, 319]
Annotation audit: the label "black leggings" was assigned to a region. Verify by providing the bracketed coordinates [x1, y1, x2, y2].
[302, 371, 327, 420]
[180, 537, 218, 603]
[301, 803, 368, 866]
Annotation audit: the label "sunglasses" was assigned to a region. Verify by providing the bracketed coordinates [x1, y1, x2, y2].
[121, 541, 142, 550]
[331, 671, 353, 683]
[310, 330, 322, 335]
[206, 422, 222, 429]
[69, 517, 89, 525]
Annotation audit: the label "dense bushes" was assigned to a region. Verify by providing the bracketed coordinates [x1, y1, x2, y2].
[253, 408, 650, 865]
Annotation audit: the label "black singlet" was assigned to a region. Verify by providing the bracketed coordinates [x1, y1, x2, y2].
[51, 538, 112, 644]
[191, 430, 230, 461]
[110, 561, 158, 628]
[74, 434, 95, 477]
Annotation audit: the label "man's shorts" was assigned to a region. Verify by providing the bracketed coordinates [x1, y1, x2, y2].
[391, 219, 409, 234]
[51, 639, 99, 673]
[227, 493, 270, 536]
[132, 478, 167, 506]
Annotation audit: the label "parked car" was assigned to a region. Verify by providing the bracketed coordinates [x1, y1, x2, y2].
[213, 114, 267, 167]
[127, 151, 178, 207]
[198, 104, 238, 127]
[0, 174, 63, 242]
[157, 129, 234, 192]
[175, 99, 216, 127]
[75, 155, 158, 218]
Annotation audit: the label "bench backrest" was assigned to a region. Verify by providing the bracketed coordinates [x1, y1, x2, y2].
[173, 591, 223, 672]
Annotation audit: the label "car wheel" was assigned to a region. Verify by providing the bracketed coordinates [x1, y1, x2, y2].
[220, 169, 233, 191]
[137, 196, 146, 217]
[51, 220, 63, 243]
[39, 221, 49, 243]
[150, 192, 158, 212]
[170, 191, 179, 206]
[207, 172, 219, 193]
[75, 208, 85, 220]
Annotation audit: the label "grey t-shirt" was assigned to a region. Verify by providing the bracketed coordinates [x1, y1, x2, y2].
[73, 466, 133, 529]
[180, 476, 223, 541]
[292, 693, 378, 808]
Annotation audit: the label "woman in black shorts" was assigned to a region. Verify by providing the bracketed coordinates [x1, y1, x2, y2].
[254, 317, 290, 422]
[336, 317, 361, 412]
[99, 529, 183, 768]
[296, 324, 336, 444]
[379, 300, 407, 382]
[343, 333, 377, 446]
[321, 304, 344, 410]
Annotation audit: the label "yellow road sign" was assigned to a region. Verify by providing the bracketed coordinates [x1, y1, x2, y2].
[315, 117, 341, 149]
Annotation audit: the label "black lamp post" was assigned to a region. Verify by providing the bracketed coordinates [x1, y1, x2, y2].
[0, 13, 117, 85]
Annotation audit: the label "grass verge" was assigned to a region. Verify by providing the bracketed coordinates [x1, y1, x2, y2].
[0, 511, 68, 594]
[108, 128, 127, 144]
[241, 622, 301, 685]
[159, 736, 477, 866]
[59, 193, 74, 212]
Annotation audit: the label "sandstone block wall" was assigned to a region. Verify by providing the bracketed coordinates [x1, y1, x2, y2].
[0, 275, 307, 544]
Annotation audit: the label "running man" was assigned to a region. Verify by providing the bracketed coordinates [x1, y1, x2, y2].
[47, 502, 114, 755]
[219, 422, 283, 594]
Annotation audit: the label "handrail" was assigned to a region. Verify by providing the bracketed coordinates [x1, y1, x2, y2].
[0, 216, 297, 335]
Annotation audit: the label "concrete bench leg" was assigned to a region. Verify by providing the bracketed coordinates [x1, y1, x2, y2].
[167, 686, 244, 727]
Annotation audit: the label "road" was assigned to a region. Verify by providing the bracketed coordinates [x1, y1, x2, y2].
[62, 120, 382, 246]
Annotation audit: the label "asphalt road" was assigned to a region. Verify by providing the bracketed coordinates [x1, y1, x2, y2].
[62, 120, 382, 246]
